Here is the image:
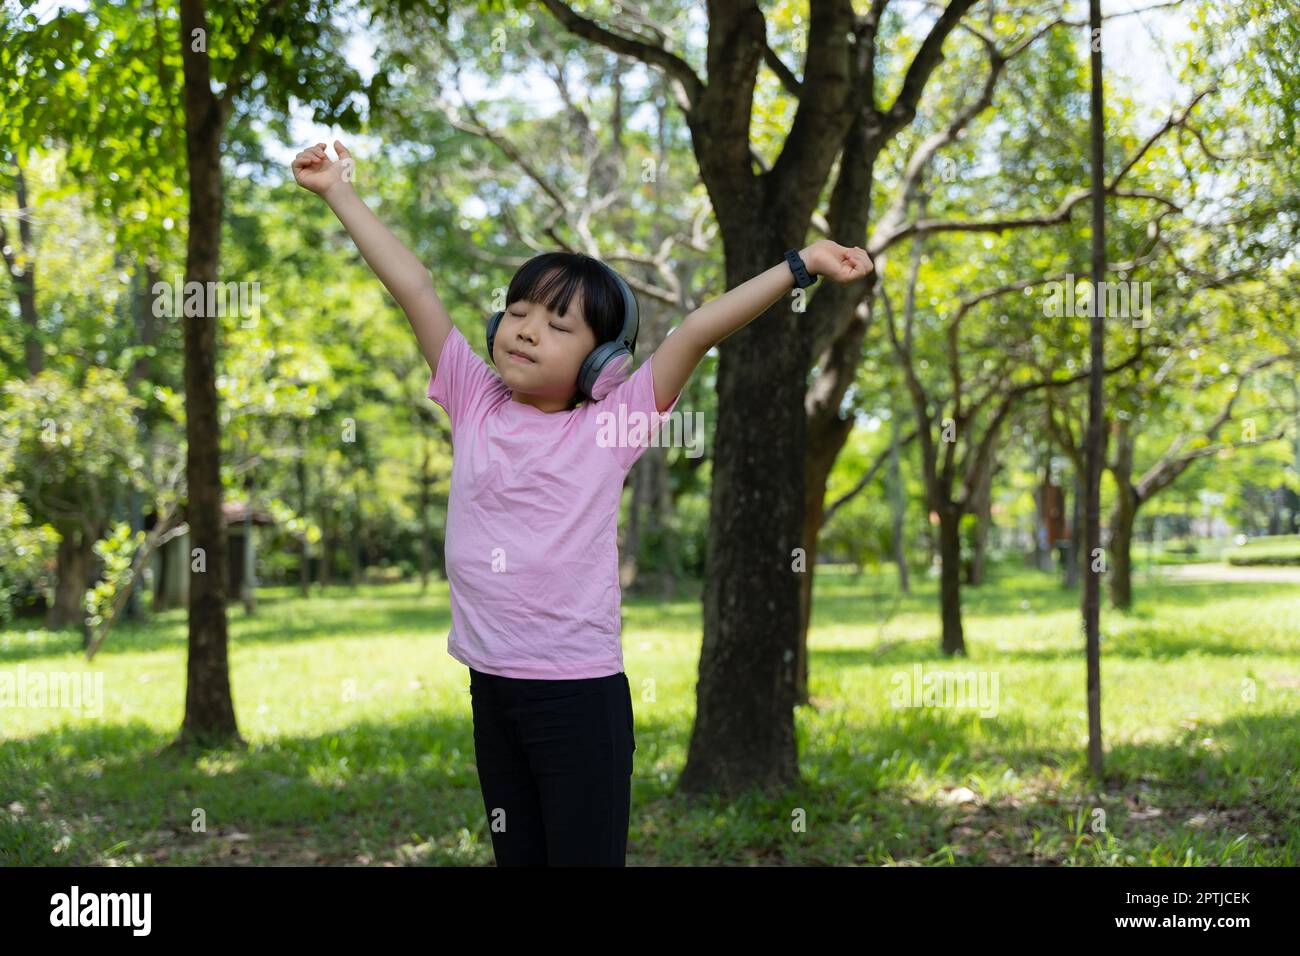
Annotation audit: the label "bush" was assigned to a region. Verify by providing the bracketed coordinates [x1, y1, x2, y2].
[0, 489, 58, 624]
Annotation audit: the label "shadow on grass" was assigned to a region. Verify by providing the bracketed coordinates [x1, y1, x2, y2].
[810, 575, 1300, 630]
[5, 701, 1294, 866]
[1, 711, 484, 866]
[808, 619, 1295, 666]
[665, 709, 1298, 864]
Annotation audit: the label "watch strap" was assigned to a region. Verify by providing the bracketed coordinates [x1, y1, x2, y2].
[785, 249, 817, 289]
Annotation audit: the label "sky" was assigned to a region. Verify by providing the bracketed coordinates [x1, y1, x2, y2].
[21, 0, 1199, 188]
[270, 0, 1195, 163]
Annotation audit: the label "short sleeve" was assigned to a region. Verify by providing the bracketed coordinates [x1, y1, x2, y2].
[596, 351, 683, 472]
[427, 325, 500, 437]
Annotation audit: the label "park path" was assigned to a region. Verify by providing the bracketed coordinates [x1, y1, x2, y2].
[1155, 563, 1300, 585]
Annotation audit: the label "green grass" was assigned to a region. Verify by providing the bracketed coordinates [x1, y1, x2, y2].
[1226, 534, 1300, 566]
[1132, 533, 1300, 566]
[1132, 536, 1230, 564]
[2, 563, 1297, 866]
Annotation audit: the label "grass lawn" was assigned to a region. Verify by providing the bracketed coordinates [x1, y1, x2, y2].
[2, 563, 1297, 866]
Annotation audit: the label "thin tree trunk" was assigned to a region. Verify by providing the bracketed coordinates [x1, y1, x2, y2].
[297, 420, 310, 597]
[797, 294, 870, 704]
[965, 450, 995, 586]
[797, 412, 853, 705]
[1109, 497, 1138, 609]
[419, 433, 430, 593]
[938, 504, 966, 656]
[888, 397, 910, 593]
[125, 258, 160, 621]
[1108, 421, 1138, 609]
[319, 499, 333, 591]
[1065, 467, 1083, 589]
[350, 487, 362, 588]
[241, 476, 256, 616]
[176, 0, 240, 749]
[1082, 0, 1107, 778]
[86, 514, 187, 660]
[1036, 444, 1054, 572]
[649, 448, 680, 601]
[621, 303, 675, 596]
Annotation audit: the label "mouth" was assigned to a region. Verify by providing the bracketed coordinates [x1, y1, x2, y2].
[506, 349, 535, 364]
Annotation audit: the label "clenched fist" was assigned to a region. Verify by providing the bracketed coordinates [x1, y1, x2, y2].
[800, 240, 874, 284]
[292, 139, 355, 197]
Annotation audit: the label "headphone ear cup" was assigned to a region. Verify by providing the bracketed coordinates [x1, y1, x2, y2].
[486, 311, 504, 365]
[579, 343, 633, 401]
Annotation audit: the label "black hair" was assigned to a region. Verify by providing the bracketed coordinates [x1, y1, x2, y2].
[506, 252, 626, 350]
[505, 252, 629, 409]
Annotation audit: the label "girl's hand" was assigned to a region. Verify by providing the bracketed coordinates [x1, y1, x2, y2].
[800, 239, 873, 283]
[292, 139, 354, 197]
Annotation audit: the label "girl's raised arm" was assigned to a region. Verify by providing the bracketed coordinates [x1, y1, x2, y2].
[648, 240, 873, 413]
[293, 140, 453, 373]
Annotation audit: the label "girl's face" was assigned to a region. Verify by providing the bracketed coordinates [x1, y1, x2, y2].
[495, 293, 598, 409]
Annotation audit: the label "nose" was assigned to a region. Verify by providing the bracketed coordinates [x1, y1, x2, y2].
[514, 313, 539, 345]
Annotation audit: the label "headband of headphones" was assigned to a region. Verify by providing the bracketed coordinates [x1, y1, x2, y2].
[486, 258, 639, 401]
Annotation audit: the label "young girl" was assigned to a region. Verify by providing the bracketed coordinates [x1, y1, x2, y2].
[292, 139, 873, 866]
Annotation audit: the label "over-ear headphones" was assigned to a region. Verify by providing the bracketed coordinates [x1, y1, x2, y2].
[486, 258, 639, 402]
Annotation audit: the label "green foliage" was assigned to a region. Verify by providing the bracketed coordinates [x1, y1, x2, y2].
[0, 366, 144, 532]
[84, 521, 144, 630]
[0, 487, 58, 624]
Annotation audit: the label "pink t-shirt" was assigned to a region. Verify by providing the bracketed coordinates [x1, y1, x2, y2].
[427, 324, 681, 679]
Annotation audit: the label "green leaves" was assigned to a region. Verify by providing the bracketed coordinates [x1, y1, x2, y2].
[0, 366, 145, 528]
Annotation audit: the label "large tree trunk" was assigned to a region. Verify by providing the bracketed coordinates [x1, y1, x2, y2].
[680, 241, 807, 797]
[47, 527, 95, 629]
[675, 0, 868, 796]
[937, 504, 966, 656]
[176, 0, 240, 748]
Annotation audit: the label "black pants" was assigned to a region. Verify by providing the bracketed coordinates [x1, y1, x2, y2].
[468, 666, 636, 866]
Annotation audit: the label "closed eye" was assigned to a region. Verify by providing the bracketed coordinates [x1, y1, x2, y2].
[550, 323, 569, 332]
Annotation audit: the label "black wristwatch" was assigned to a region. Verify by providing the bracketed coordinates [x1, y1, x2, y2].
[785, 248, 818, 289]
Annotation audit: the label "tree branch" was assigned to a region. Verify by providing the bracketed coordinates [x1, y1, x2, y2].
[538, 0, 704, 112]
[878, 0, 983, 138]
[822, 426, 919, 526]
